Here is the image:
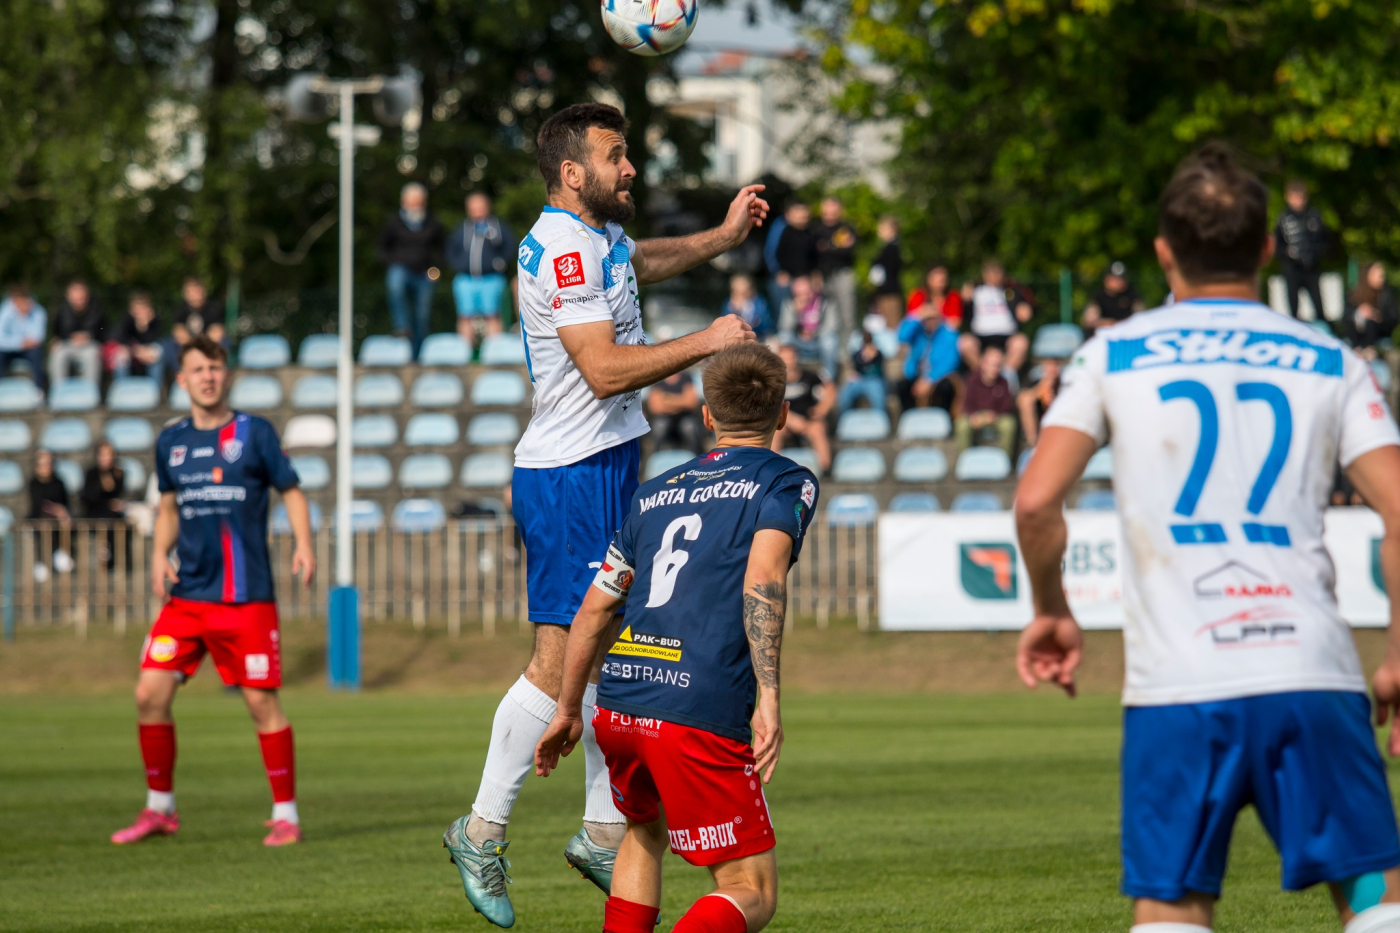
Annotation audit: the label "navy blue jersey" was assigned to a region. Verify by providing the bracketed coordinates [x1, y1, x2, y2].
[593, 446, 818, 742]
[155, 412, 299, 604]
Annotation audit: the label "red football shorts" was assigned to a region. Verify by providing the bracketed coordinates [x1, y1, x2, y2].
[593, 706, 775, 867]
[141, 597, 282, 688]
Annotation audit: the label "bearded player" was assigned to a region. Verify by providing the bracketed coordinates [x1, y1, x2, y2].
[442, 102, 768, 927]
[1017, 144, 1400, 933]
[536, 343, 818, 933]
[111, 336, 315, 847]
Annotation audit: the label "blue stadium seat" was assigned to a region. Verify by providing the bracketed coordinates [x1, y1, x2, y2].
[238, 334, 291, 370]
[104, 417, 154, 453]
[40, 418, 92, 454]
[897, 407, 952, 441]
[644, 449, 693, 481]
[0, 378, 42, 413]
[467, 412, 521, 447]
[337, 499, 385, 532]
[889, 491, 941, 513]
[351, 414, 398, 449]
[0, 461, 23, 495]
[1308, 320, 1334, 337]
[780, 447, 822, 474]
[419, 333, 471, 367]
[354, 373, 404, 408]
[893, 446, 948, 483]
[835, 408, 891, 442]
[49, 378, 101, 412]
[404, 413, 460, 447]
[955, 446, 1012, 481]
[229, 374, 283, 410]
[107, 376, 160, 412]
[1017, 448, 1035, 477]
[0, 419, 30, 454]
[282, 414, 336, 449]
[874, 329, 900, 358]
[350, 454, 393, 490]
[399, 454, 453, 490]
[1370, 358, 1393, 393]
[1032, 323, 1084, 360]
[298, 333, 340, 368]
[411, 372, 465, 408]
[1076, 489, 1117, 511]
[0, 505, 13, 535]
[951, 491, 1003, 512]
[825, 493, 879, 527]
[168, 384, 190, 411]
[359, 335, 412, 367]
[272, 500, 325, 535]
[460, 452, 513, 489]
[291, 374, 338, 409]
[831, 448, 886, 483]
[392, 497, 448, 532]
[471, 371, 527, 406]
[481, 333, 527, 366]
[55, 458, 83, 495]
[1083, 447, 1114, 481]
[289, 454, 330, 491]
[119, 457, 146, 496]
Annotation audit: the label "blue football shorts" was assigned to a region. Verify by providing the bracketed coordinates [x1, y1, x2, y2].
[1121, 690, 1400, 901]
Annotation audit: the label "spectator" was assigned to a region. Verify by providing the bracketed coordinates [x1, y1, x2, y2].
[777, 275, 840, 378]
[81, 440, 128, 570]
[0, 285, 49, 392]
[171, 276, 225, 347]
[1274, 179, 1330, 318]
[954, 344, 1017, 455]
[868, 215, 905, 327]
[896, 301, 960, 413]
[960, 259, 1032, 372]
[1344, 261, 1397, 359]
[764, 201, 818, 311]
[108, 292, 165, 385]
[906, 263, 963, 330]
[377, 181, 446, 357]
[813, 197, 859, 336]
[645, 371, 706, 454]
[49, 278, 105, 384]
[772, 343, 833, 472]
[447, 192, 516, 341]
[1082, 261, 1144, 335]
[27, 448, 73, 583]
[1017, 356, 1063, 448]
[720, 273, 775, 340]
[837, 325, 887, 414]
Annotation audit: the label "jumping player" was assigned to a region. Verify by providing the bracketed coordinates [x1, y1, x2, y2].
[1016, 144, 1400, 933]
[443, 103, 767, 926]
[535, 343, 817, 933]
[111, 336, 315, 847]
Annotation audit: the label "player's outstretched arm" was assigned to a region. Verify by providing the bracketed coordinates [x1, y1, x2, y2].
[151, 491, 179, 599]
[535, 586, 623, 777]
[559, 314, 754, 400]
[744, 529, 794, 784]
[632, 185, 770, 286]
[281, 486, 317, 588]
[1346, 444, 1400, 755]
[1014, 426, 1097, 697]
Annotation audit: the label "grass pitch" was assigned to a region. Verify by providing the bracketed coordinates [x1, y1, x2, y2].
[0, 687, 1366, 932]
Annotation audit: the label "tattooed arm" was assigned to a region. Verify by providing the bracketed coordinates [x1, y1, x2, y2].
[744, 528, 795, 783]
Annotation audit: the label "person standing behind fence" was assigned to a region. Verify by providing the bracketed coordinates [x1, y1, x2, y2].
[82, 440, 128, 571]
[49, 278, 105, 384]
[448, 192, 516, 342]
[26, 448, 72, 584]
[1275, 179, 1330, 319]
[378, 182, 446, 358]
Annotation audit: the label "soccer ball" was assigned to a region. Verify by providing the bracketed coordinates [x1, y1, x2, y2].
[600, 0, 699, 57]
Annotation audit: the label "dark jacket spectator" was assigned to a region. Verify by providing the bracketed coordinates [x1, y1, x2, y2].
[53, 285, 106, 343]
[813, 198, 859, 336]
[1345, 261, 1398, 357]
[81, 444, 127, 521]
[378, 203, 447, 274]
[110, 292, 165, 383]
[1082, 262, 1144, 334]
[171, 277, 225, 345]
[764, 203, 819, 282]
[27, 448, 73, 578]
[869, 216, 904, 328]
[445, 212, 516, 277]
[1275, 181, 1331, 318]
[379, 182, 446, 357]
[955, 345, 1017, 454]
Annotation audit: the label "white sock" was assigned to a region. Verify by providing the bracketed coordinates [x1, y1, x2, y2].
[146, 790, 175, 813]
[1130, 925, 1213, 933]
[1347, 904, 1400, 933]
[272, 800, 299, 825]
[581, 683, 625, 828]
[471, 675, 557, 825]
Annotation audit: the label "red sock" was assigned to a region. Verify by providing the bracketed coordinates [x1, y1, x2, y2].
[603, 896, 660, 933]
[138, 723, 176, 793]
[257, 726, 296, 803]
[670, 895, 747, 933]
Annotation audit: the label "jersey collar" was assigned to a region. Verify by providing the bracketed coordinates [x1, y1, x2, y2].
[542, 205, 607, 235]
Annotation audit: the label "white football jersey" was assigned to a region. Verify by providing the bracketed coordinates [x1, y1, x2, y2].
[1043, 299, 1399, 705]
[514, 206, 650, 468]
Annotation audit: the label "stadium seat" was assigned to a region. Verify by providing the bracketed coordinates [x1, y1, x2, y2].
[467, 412, 521, 447]
[119, 457, 146, 496]
[354, 373, 405, 408]
[229, 374, 283, 410]
[49, 378, 101, 412]
[359, 335, 412, 367]
[893, 446, 948, 483]
[399, 454, 453, 489]
[835, 408, 891, 442]
[104, 417, 154, 453]
[282, 414, 337, 449]
[351, 414, 398, 449]
[0, 461, 23, 495]
[897, 407, 952, 441]
[289, 454, 330, 491]
[410, 372, 465, 408]
[1083, 447, 1114, 481]
[238, 334, 291, 370]
[0, 378, 42, 413]
[272, 500, 325, 535]
[0, 505, 13, 536]
[471, 370, 527, 407]
[1076, 489, 1117, 511]
[39, 418, 92, 454]
[951, 491, 1003, 512]
[889, 491, 941, 512]
[392, 497, 448, 532]
[168, 384, 190, 411]
[1308, 320, 1334, 337]
[780, 447, 822, 474]
[345, 499, 386, 531]
[55, 458, 83, 495]
[1031, 323, 1084, 360]
[107, 376, 161, 412]
[418, 333, 471, 367]
[298, 333, 340, 368]
[350, 453, 393, 490]
[291, 374, 338, 409]
[481, 333, 527, 366]
[831, 448, 886, 484]
[873, 329, 900, 358]
[825, 493, 879, 527]
[1370, 358, 1393, 393]
[644, 448, 693, 481]
[0, 419, 30, 454]
[460, 451, 513, 489]
[1016, 448, 1034, 477]
[955, 446, 1012, 481]
[404, 413, 460, 447]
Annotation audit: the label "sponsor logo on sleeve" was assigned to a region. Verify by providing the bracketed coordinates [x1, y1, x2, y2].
[800, 479, 816, 507]
[959, 543, 1018, 600]
[554, 252, 586, 288]
[169, 446, 187, 467]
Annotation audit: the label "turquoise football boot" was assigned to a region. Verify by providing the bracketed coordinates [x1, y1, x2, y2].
[564, 827, 617, 894]
[443, 816, 515, 928]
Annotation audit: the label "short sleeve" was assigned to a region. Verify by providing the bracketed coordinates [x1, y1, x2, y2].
[755, 469, 819, 563]
[1338, 350, 1400, 467]
[155, 435, 175, 493]
[540, 236, 614, 329]
[258, 420, 300, 491]
[1040, 335, 1109, 445]
[591, 517, 637, 601]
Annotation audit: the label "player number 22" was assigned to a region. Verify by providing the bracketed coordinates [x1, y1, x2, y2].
[647, 514, 703, 607]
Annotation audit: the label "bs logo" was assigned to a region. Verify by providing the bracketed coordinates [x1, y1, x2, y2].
[960, 542, 1019, 600]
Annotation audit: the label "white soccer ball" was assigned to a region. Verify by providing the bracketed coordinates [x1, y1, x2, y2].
[600, 0, 699, 57]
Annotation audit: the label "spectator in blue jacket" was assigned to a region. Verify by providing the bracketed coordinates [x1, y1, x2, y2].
[0, 285, 49, 392]
[763, 201, 817, 312]
[897, 300, 960, 413]
[446, 192, 516, 341]
[720, 273, 774, 339]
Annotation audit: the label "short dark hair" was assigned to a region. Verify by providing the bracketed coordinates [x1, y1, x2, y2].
[7, 283, 30, 299]
[702, 344, 788, 435]
[129, 290, 153, 307]
[1285, 178, 1309, 196]
[178, 335, 228, 368]
[1159, 143, 1269, 284]
[536, 103, 629, 194]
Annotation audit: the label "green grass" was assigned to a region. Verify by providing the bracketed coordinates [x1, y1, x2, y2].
[0, 690, 1361, 931]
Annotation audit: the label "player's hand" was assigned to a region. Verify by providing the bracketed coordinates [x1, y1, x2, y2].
[1373, 653, 1400, 756]
[703, 313, 756, 354]
[291, 545, 317, 589]
[152, 556, 178, 600]
[535, 713, 584, 777]
[720, 184, 770, 246]
[1016, 613, 1083, 698]
[751, 692, 783, 784]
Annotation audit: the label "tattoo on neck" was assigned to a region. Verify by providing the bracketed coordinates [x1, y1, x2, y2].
[743, 581, 787, 690]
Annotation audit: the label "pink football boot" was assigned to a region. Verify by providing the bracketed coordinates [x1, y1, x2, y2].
[111, 809, 180, 844]
[263, 819, 302, 846]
